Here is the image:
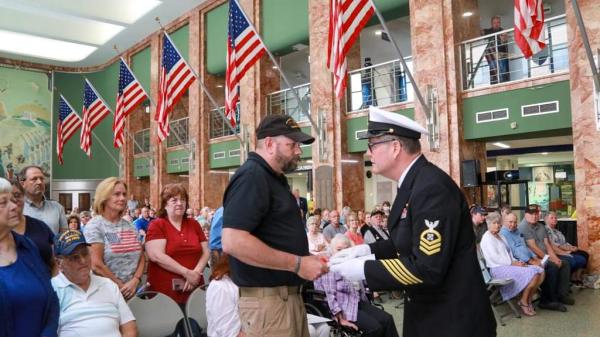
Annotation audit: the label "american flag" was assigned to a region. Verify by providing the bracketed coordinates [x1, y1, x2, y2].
[155, 33, 196, 142]
[114, 58, 148, 148]
[57, 95, 82, 165]
[225, 0, 266, 128]
[105, 230, 142, 254]
[327, 0, 374, 98]
[514, 0, 546, 59]
[80, 79, 111, 157]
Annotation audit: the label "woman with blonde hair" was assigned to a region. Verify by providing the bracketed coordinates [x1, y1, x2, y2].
[84, 177, 145, 300]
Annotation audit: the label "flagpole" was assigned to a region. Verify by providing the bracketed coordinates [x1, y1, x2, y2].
[160, 29, 245, 146]
[233, 0, 318, 132]
[368, 0, 430, 116]
[58, 93, 120, 168]
[83, 77, 148, 154]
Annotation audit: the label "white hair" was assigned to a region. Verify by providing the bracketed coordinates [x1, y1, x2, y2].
[328, 234, 353, 255]
[0, 178, 11, 194]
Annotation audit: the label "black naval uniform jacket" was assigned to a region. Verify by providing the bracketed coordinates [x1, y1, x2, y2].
[364, 155, 497, 337]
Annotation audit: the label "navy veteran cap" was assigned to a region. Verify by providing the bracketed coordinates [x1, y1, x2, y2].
[54, 230, 89, 256]
[256, 115, 315, 144]
[358, 106, 428, 140]
[470, 204, 488, 215]
[525, 204, 540, 214]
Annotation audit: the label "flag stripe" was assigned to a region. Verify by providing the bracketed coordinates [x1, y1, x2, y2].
[514, 0, 546, 59]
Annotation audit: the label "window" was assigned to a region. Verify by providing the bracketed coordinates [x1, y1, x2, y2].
[521, 101, 559, 117]
[476, 108, 509, 123]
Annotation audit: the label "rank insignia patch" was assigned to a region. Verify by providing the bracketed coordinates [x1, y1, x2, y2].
[419, 219, 441, 255]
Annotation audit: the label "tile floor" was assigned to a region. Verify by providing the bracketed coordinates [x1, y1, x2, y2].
[379, 288, 599, 337]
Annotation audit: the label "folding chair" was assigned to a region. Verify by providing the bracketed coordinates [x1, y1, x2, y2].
[128, 291, 190, 337]
[185, 287, 208, 337]
[478, 256, 521, 326]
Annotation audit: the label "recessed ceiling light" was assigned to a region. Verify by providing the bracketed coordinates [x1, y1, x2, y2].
[463, 11, 474, 17]
[0, 29, 96, 62]
[375, 30, 383, 36]
[272, 66, 278, 70]
[216, 84, 223, 88]
[492, 142, 510, 149]
[541, 152, 549, 155]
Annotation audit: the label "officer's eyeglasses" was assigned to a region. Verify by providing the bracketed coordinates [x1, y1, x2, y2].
[367, 139, 397, 152]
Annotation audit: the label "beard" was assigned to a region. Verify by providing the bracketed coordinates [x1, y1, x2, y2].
[276, 152, 301, 174]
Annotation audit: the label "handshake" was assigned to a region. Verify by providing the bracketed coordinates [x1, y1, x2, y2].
[328, 244, 375, 281]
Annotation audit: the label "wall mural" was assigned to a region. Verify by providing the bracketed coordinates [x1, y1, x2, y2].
[0, 67, 52, 180]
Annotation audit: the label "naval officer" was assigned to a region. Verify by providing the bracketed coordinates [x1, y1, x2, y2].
[330, 106, 496, 337]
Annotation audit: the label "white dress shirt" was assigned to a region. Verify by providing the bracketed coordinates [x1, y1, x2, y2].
[206, 275, 241, 337]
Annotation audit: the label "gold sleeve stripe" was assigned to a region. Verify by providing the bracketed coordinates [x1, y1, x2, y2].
[391, 259, 423, 284]
[381, 260, 413, 285]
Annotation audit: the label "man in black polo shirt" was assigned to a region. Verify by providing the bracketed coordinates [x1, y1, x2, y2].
[222, 115, 328, 337]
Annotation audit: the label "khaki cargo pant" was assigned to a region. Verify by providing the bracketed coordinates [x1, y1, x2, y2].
[238, 286, 310, 337]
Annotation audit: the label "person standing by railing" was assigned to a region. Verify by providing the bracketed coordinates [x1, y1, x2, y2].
[482, 16, 510, 84]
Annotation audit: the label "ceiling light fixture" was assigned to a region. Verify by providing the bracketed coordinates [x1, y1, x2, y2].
[462, 11, 474, 17]
[492, 142, 511, 149]
[375, 30, 383, 36]
[541, 152, 549, 155]
[0, 29, 96, 62]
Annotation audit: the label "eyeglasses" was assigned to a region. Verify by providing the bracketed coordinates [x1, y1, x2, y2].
[280, 142, 301, 149]
[367, 139, 397, 152]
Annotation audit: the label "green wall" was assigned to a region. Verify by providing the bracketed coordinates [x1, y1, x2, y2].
[52, 63, 120, 179]
[210, 140, 241, 168]
[170, 25, 190, 62]
[206, 0, 409, 74]
[346, 108, 414, 153]
[131, 47, 151, 96]
[463, 80, 572, 140]
[134, 156, 150, 177]
[166, 149, 190, 173]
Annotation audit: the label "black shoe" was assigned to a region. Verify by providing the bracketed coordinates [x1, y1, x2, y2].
[538, 301, 567, 312]
[559, 296, 575, 305]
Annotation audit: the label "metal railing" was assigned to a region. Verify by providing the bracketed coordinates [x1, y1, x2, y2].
[133, 128, 150, 155]
[347, 57, 414, 113]
[266, 83, 311, 123]
[167, 117, 189, 148]
[210, 106, 240, 139]
[460, 15, 567, 90]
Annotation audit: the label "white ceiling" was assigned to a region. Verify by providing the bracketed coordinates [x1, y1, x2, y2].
[486, 135, 574, 168]
[0, 0, 208, 67]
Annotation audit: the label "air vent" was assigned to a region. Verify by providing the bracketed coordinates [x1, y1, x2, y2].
[180, 158, 189, 164]
[213, 151, 225, 159]
[169, 159, 179, 165]
[355, 129, 367, 140]
[521, 101, 559, 117]
[229, 149, 241, 157]
[476, 108, 509, 123]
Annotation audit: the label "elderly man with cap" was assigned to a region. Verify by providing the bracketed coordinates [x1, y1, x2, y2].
[222, 115, 329, 337]
[329, 107, 496, 337]
[51, 230, 137, 337]
[471, 204, 488, 244]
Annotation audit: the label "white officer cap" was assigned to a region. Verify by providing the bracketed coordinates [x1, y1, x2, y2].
[357, 106, 429, 140]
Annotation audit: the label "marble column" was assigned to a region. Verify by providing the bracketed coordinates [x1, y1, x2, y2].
[188, 10, 203, 209]
[408, 0, 486, 203]
[148, 34, 163, 208]
[565, 0, 600, 271]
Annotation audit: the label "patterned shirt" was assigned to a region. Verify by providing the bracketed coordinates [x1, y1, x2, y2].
[313, 271, 367, 322]
[84, 216, 142, 283]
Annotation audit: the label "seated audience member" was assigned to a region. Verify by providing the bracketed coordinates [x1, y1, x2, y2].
[345, 213, 364, 245]
[206, 253, 244, 337]
[314, 234, 398, 337]
[357, 210, 366, 228]
[79, 211, 92, 232]
[321, 208, 330, 229]
[67, 214, 81, 231]
[470, 205, 488, 244]
[84, 177, 145, 301]
[148, 207, 157, 219]
[545, 211, 588, 285]
[381, 201, 391, 217]
[340, 206, 352, 226]
[362, 210, 389, 244]
[322, 210, 346, 243]
[52, 230, 137, 337]
[133, 206, 152, 242]
[201, 221, 211, 241]
[307, 215, 327, 255]
[9, 179, 55, 273]
[501, 212, 566, 312]
[145, 183, 210, 305]
[209, 206, 224, 267]
[480, 212, 544, 316]
[0, 178, 59, 337]
[500, 203, 512, 219]
[518, 205, 573, 307]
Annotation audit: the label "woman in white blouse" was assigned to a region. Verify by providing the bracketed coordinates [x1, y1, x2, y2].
[306, 216, 327, 255]
[206, 253, 244, 337]
[480, 212, 544, 316]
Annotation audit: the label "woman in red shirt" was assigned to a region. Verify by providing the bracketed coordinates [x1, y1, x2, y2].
[345, 213, 364, 245]
[145, 183, 210, 304]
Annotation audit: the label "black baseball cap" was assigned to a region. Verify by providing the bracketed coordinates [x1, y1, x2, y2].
[525, 204, 540, 214]
[470, 204, 488, 215]
[256, 115, 315, 144]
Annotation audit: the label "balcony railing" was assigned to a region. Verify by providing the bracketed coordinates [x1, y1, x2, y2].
[133, 128, 150, 155]
[347, 57, 414, 113]
[167, 117, 189, 148]
[266, 83, 311, 123]
[460, 14, 567, 90]
[210, 106, 240, 139]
